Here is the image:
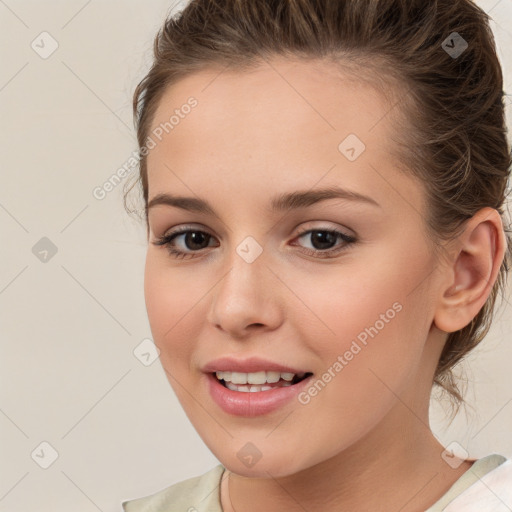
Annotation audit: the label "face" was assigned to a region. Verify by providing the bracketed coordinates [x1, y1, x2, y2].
[144, 57, 444, 478]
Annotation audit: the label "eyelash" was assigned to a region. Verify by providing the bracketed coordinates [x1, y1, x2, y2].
[152, 225, 356, 260]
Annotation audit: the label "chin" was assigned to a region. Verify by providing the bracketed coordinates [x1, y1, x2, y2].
[211, 443, 310, 479]
[223, 458, 300, 479]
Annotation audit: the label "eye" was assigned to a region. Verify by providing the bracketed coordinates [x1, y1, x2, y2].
[292, 227, 356, 258]
[152, 225, 356, 260]
[152, 226, 218, 260]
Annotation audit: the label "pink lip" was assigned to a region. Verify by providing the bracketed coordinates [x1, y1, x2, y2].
[202, 356, 310, 374]
[205, 372, 314, 417]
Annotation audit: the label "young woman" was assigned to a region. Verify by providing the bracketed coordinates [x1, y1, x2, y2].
[122, 0, 512, 510]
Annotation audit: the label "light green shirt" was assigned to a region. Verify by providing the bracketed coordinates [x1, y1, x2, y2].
[122, 454, 508, 511]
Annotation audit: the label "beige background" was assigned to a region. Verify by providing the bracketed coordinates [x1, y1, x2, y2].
[0, 1, 511, 510]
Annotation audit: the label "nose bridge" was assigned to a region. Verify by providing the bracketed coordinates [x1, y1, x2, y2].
[207, 234, 281, 334]
[217, 234, 268, 304]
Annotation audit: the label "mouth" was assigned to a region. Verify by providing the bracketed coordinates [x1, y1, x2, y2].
[212, 370, 314, 393]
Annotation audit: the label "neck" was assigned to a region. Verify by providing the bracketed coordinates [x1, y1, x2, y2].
[221, 400, 472, 512]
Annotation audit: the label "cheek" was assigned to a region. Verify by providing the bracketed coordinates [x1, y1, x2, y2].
[292, 245, 434, 401]
[293, 254, 426, 344]
[143, 254, 203, 369]
[285, 270, 432, 458]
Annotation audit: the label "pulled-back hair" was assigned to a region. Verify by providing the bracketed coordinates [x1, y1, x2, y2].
[125, 0, 511, 411]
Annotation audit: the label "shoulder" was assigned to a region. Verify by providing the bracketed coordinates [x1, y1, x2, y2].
[122, 464, 225, 512]
[443, 455, 512, 511]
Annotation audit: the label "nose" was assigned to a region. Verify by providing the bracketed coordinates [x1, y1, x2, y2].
[206, 245, 284, 338]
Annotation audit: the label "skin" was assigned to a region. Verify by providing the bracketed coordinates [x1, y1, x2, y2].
[143, 57, 506, 511]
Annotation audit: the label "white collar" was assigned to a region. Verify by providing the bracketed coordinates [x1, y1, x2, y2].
[443, 459, 512, 511]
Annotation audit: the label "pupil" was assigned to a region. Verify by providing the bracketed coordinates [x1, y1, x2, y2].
[311, 231, 336, 250]
[186, 232, 209, 250]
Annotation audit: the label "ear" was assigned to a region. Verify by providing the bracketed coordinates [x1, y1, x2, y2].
[433, 207, 507, 334]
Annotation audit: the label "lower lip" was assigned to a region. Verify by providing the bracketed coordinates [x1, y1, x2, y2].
[205, 372, 314, 417]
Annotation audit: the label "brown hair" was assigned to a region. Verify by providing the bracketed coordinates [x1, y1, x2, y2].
[124, 0, 512, 412]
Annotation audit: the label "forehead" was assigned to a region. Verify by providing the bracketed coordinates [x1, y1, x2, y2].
[145, 57, 421, 213]
[149, 56, 400, 141]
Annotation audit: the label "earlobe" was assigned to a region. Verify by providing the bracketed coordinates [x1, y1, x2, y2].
[433, 207, 506, 334]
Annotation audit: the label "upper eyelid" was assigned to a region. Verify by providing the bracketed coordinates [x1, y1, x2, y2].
[160, 221, 353, 237]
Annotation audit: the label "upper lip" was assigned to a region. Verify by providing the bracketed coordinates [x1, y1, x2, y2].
[202, 356, 311, 374]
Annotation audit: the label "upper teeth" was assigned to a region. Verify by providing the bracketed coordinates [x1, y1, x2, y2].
[215, 371, 304, 385]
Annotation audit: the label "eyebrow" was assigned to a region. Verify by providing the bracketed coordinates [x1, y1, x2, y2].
[147, 186, 381, 216]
